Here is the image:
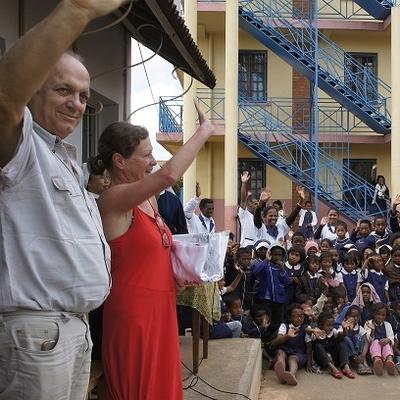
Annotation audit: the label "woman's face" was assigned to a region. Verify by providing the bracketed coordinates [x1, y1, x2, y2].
[87, 173, 110, 195]
[320, 241, 331, 253]
[378, 176, 385, 185]
[122, 137, 156, 181]
[262, 208, 278, 227]
[328, 210, 339, 225]
[374, 308, 387, 324]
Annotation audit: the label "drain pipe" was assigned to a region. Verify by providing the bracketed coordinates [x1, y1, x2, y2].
[313, 0, 319, 216]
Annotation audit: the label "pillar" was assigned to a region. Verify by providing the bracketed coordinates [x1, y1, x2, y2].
[391, 7, 400, 196]
[224, 0, 239, 232]
[183, 0, 198, 204]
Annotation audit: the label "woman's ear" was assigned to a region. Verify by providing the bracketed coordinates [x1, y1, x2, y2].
[112, 153, 125, 170]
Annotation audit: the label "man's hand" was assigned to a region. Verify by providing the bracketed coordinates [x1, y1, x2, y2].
[196, 182, 201, 198]
[241, 171, 250, 183]
[66, 0, 131, 21]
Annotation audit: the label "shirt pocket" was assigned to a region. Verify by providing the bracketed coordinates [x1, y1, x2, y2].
[51, 175, 83, 211]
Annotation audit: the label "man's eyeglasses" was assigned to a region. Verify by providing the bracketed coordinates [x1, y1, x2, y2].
[154, 213, 171, 248]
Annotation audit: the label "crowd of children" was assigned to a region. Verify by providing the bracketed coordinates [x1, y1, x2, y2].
[212, 173, 400, 385]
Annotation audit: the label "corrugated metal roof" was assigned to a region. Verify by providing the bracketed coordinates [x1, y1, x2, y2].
[120, 0, 216, 89]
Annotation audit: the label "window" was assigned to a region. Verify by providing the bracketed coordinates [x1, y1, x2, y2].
[343, 158, 376, 208]
[239, 52, 267, 101]
[238, 159, 266, 200]
[82, 104, 100, 163]
[344, 53, 378, 102]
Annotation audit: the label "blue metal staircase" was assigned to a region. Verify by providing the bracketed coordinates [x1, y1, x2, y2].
[352, 0, 394, 20]
[238, 0, 391, 134]
[238, 97, 388, 221]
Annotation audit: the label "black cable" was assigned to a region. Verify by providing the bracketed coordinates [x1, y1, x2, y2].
[181, 361, 252, 400]
[189, 387, 221, 400]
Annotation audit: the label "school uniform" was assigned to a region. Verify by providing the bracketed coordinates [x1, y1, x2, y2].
[384, 262, 400, 302]
[285, 261, 303, 304]
[278, 323, 308, 367]
[295, 272, 324, 304]
[333, 237, 353, 263]
[255, 220, 290, 246]
[370, 230, 391, 248]
[358, 269, 388, 303]
[238, 206, 258, 248]
[339, 270, 358, 302]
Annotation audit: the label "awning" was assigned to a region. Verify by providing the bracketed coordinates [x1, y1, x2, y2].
[117, 0, 216, 89]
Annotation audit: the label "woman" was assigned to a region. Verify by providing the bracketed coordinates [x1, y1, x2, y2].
[97, 103, 214, 399]
[371, 175, 390, 216]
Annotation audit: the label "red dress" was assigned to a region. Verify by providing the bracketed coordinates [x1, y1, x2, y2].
[102, 207, 183, 400]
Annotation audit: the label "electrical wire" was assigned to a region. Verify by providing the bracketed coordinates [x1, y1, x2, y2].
[84, 100, 104, 117]
[181, 361, 252, 400]
[137, 41, 159, 117]
[80, 0, 134, 37]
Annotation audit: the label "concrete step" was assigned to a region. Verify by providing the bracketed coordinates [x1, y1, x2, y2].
[180, 337, 262, 400]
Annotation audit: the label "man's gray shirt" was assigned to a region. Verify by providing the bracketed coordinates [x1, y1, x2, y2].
[0, 108, 111, 312]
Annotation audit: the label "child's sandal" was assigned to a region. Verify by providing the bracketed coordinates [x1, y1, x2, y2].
[282, 372, 298, 386]
[373, 358, 384, 376]
[330, 371, 343, 379]
[385, 359, 396, 376]
[342, 369, 356, 379]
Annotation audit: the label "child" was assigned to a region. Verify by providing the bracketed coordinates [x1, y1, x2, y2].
[358, 255, 389, 304]
[329, 248, 341, 273]
[389, 300, 400, 337]
[272, 304, 310, 385]
[365, 302, 396, 376]
[305, 240, 319, 257]
[285, 245, 305, 304]
[225, 294, 244, 322]
[351, 219, 375, 253]
[339, 253, 358, 302]
[242, 305, 274, 343]
[384, 245, 400, 302]
[333, 220, 353, 263]
[225, 247, 253, 310]
[335, 305, 372, 375]
[378, 244, 392, 266]
[291, 231, 306, 249]
[371, 216, 390, 248]
[306, 311, 355, 379]
[319, 252, 343, 288]
[352, 282, 381, 325]
[320, 239, 333, 254]
[253, 244, 291, 330]
[296, 255, 324, 304]
[209, 301, 242, 340]
[250, 240, 270, 267]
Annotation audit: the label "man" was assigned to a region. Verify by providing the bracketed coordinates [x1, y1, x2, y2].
[238, 170, 259, 248]
[184, 182, 216, 234]
[0, 1, 128, 399]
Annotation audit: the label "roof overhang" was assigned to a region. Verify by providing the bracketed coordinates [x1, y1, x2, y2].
[116, 0, 216, 89]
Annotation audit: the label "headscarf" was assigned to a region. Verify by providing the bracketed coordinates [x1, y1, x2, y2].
[351, 282, 381, 309]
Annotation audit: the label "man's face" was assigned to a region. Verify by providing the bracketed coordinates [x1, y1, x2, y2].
[201, 202, 214, 218]
[29, 54, 90, 139]
[359, 223, 371, 238]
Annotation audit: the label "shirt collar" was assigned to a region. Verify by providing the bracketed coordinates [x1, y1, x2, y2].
[285, 261, 302, 271]
[341, 269, 357, 275]
[307, 271, 318, 279]
[33, 121, 77, 160]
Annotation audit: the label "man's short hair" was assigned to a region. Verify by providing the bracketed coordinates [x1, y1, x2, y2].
[199, 198, 213, 210]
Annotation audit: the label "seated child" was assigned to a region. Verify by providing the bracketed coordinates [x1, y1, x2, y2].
[352, 282, 381, 325]
[335, 305, 372, 375]
[225, 294, 244, 322]
[271, 304, 311, 385]
[209, 301, 242, 340]
[285, 245, 306, 305]
[365, 302, 396, 376]
[306, 311, 355, 379]
[253, 244, 291, 330]
[358, 254, 389, 304]
[242, 305, 275, 342]
[319, 252, 343, 288]
[296, 255, 324, 304]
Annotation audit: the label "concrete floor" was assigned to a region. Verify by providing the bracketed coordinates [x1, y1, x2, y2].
[259, 370, 400, 400]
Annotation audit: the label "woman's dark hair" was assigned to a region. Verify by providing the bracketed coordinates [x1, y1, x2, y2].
[288, 245, 306, 263]
[320, 238, 333, 248]
[87, 155, 106, 176]
[304, 255, 320, 270]
[96, 122, 149, 171]
[262, 205, 278, 218]
[376, 175, 386, 183]
[328, 207, 339, 215]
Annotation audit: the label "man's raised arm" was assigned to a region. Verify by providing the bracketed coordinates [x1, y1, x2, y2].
[0, 0, 128, 167]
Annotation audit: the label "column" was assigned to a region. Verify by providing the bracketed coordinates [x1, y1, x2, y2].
[224, 0, 239, 232]
[183, 0, 198, 204]
[391, 6, 400, 195]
